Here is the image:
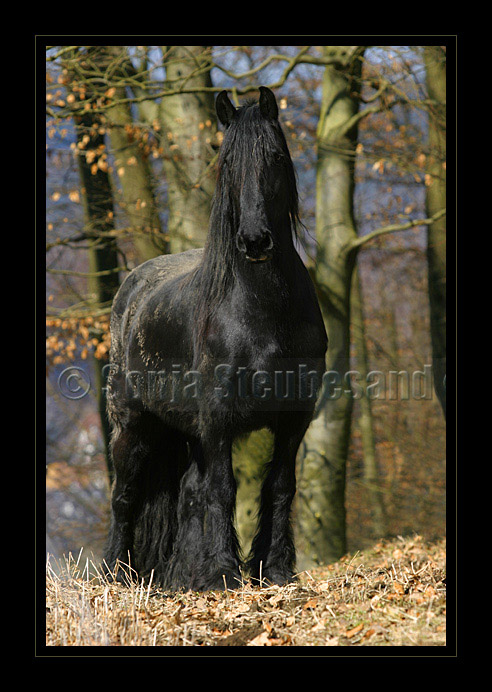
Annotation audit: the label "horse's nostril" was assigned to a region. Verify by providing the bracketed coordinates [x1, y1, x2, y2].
[263, 231, 274, 252]
[237, 229, 273, 260]
[236, 234, 247, 253]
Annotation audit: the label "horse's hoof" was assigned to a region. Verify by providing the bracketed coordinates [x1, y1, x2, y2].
[197, 568, 243, 591]
[249, 569, 296, 587]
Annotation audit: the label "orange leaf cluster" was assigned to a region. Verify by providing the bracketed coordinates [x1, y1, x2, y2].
[46, 314, 111, 367]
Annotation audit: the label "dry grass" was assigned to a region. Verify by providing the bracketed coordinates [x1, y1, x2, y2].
[45, 534, 445, 647]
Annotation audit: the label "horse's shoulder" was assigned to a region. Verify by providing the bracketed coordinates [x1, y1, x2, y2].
[113, 248, 204, 317]
[132, 247, 204, 285]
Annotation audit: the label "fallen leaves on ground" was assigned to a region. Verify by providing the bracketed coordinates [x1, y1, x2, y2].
[46, 534, 445, 647]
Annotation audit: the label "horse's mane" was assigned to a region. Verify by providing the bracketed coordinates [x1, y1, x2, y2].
[189, 98, 301, 351]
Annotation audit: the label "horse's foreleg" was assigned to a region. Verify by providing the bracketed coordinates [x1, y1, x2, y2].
[165, 435, 241, 591]
[201, 436, 241, 590]
[248, 412, 312, 585]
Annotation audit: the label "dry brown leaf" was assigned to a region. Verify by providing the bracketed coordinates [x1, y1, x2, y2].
[268, 592, 283, 606]
[345, 623, 364, 638]
[247, 631, 270, 646]
[303, 598, 318, 610]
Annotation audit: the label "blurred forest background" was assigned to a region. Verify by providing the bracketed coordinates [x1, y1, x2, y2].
[45, 44, 447, 571]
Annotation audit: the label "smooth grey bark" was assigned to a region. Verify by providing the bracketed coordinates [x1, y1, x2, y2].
[158, 46, 218, 253]
[107, 103, 168, 261]
[233, 431, 274, 559]
[295, 47, 365, 569]
[351, 267, 386, 537]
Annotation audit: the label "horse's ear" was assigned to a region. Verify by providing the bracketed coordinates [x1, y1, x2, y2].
[259, 86, 278, 120]
[216, 90, 236, 128]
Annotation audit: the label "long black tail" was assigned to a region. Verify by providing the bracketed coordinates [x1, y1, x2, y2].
[132, 427, 190, 585]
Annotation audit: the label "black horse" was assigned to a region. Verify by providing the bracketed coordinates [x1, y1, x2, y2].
[104, 87, 327, 591]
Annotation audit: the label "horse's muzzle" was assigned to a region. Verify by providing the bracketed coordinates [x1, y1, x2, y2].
[245, 253, 272, 263]
[237, 229, 273, 263]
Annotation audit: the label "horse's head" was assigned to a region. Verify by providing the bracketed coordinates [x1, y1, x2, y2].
[215, 87, 299, 264]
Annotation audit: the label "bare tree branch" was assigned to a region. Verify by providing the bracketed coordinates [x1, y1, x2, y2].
[348, 208, 446, 254]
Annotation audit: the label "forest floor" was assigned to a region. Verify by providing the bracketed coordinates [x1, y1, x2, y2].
[45, 534, 446, 648]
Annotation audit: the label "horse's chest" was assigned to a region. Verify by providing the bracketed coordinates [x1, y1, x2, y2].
[208, 318, 285, 369]
[202, 321, 320, 427]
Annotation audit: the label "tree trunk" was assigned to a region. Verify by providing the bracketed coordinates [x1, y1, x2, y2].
[295, 47, 364, 569]
[74, 104, 120, 487]
[99, 47, 168, 263]
[110, 115, 168, 262]
[158, 46, 218, 253]
[233, 430, 274, 559]
[351, 267, 386, 537]
[424, 46, 446, 418]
